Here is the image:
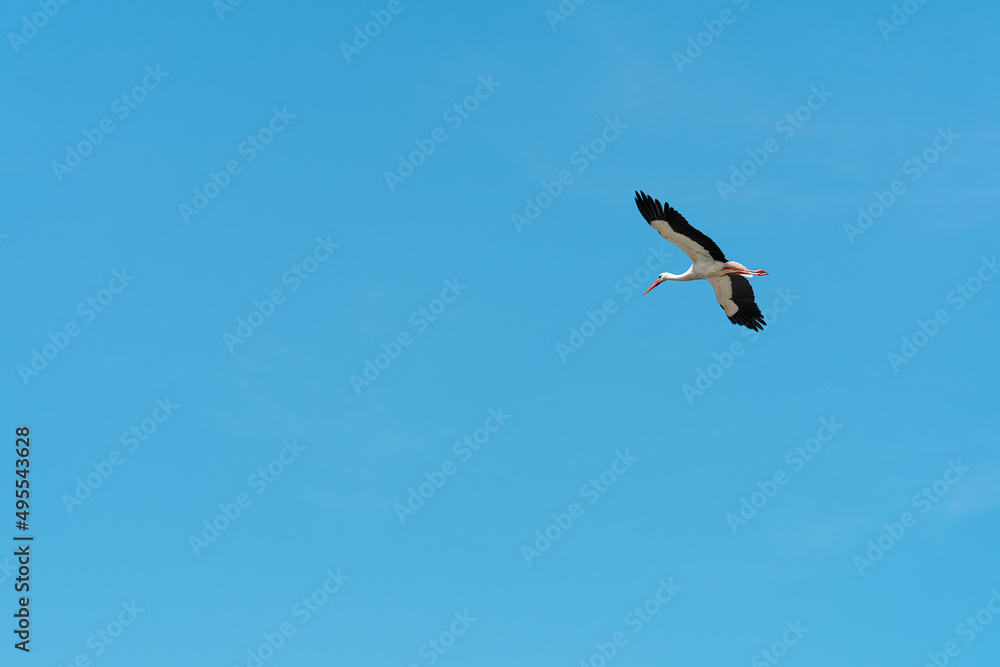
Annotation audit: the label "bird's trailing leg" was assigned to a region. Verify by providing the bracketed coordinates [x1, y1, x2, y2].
[724, 267, 768, 277]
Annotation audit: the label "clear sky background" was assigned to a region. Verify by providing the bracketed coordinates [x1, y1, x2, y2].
[2, 0, 999, 665]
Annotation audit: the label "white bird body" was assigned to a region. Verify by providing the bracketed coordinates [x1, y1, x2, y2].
[653, 260, 756, 281]
[635, 191, 768, 330]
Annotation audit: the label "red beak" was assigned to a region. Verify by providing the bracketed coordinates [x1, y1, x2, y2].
[643, 280, 661, 295]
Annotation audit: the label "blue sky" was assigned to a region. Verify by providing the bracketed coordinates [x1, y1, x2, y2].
[2, 0, 999, 665]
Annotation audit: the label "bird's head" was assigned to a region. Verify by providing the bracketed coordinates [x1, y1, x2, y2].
[643, 273, 669, 295]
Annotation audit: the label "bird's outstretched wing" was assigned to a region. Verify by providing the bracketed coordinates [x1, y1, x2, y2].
[708, 274, 766, 331]
[634, 191, 727, 264]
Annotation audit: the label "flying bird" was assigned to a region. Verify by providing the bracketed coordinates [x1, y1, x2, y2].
[635, 191, 768, 331]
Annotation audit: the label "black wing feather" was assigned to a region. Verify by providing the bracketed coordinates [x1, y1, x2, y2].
[724, 275, 766, 331]
[634, 191, 727, 262]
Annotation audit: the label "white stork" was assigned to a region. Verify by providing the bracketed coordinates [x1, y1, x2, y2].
[635, 191, 768, 331]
